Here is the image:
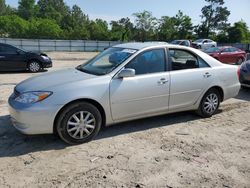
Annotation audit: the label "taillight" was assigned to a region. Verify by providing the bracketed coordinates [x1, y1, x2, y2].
[237, 66, 241, 80]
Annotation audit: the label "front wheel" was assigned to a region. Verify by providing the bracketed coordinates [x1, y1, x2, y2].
[28, 61, 41, 73]
[236, 58, 244, 65]
[56, 102, 102, 145]
[197, 89, 221, 118]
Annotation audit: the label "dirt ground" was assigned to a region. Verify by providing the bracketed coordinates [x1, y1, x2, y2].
[0, 52, 250, 188]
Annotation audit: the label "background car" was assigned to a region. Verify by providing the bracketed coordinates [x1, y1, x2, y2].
[8, 42, 240, 144]
[239, 60, 250, 88]
[170, 40, 192, 47]
[0, 43, 52, 72]
[192, 39, 217, 50]
[205, 46, 246, 65]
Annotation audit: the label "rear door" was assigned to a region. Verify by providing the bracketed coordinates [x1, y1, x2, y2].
[0, 45, 26, 71]
[168, 48, 213, 110]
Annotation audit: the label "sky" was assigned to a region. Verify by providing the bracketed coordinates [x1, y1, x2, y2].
[5, 0, 250, 27]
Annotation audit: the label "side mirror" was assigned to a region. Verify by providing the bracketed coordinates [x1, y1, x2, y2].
[118, 68, 135, 78]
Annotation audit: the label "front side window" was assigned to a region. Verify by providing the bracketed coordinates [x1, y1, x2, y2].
[125, 49, 166, 75]
[169, 49, 209, 71]
[78, 47, 137, 75]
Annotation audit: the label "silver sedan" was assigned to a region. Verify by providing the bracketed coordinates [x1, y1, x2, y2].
[8, 43, 240, 144]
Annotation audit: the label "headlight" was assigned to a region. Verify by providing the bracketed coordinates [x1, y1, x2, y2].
[41, 55, 50, 61]
[15, 91, 52, 104]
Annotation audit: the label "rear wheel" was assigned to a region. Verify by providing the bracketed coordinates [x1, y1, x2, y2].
[197, 89, 221, 118]
[28, 61, 41, 72]
[56, 102, 102, 145]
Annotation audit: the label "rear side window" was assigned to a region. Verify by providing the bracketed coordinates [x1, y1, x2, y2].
[125, 49, 166, 75]
[169, 49, 210, 71]
[0, 45, 17, 55]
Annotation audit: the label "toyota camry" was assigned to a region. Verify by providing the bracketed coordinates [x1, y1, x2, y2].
[8, 42, 240, 144]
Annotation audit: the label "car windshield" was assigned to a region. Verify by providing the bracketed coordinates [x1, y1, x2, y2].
[77, 47, 137, 75]
[194, 39, 204, 43]
[171, 40, 182, 44]
[204, 47, 221, 53]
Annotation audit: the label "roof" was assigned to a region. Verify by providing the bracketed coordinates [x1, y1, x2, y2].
[114, 42, 169, 50]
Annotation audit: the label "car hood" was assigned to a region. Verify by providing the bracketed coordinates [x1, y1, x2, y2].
[15, 68, 97, 93]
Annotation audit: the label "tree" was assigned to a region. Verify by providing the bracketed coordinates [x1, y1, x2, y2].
[110, 17, 133, 41]
[37, 0, 70, 24]
[0, 0, 6, 15]
[158, 16, 176, 41]
[0, 15, 29, 37]
[18, 0, 38, 20]
[197, 0, 230, 38]
[158, 11, 193, 41]
[228, 21, 250, 43]
[62, 5, 90, 39]
[133, 10, 158, 41]
[28, 18, 62, 39]
[88, 19, 109, 40]
[173, 11, 193, 39]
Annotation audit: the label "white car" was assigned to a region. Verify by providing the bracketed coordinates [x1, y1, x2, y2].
[9, 42, 240, 144]
[192, 39, 217, 50]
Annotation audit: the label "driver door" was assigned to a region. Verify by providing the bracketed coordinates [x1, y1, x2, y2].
[110, 48, 170, 121]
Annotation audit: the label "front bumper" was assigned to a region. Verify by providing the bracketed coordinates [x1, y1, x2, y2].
[42, 60, 53, 68]
[8, 96, 63, 135]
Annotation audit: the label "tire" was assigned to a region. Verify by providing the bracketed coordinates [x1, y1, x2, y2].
[197, 89, 221, 118]
[236, 58, 244, 65]
[56, 102, 102, 145]
[28, 61, 41, 73]
[198, 45, 202, 49]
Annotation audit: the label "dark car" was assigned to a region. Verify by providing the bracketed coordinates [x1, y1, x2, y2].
[239, 60, 250, 88]
[170, 40, 191, 47]
[204, 46, 246, 65]
[0, 43, 52, 72]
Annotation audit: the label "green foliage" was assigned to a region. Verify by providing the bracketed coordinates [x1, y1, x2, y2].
[0, 15, 29, 37]
[158, 11, 193, 41]
[133, 10, 158, 41]
[0, 0, 249, 43]
[0, 0, 6, 15]
[196, 0, 230, 38]
[88, 19, 109, 40]
[228, 21, 250, 43]
[18, 0, 38, 20]
[37, 0, 69, 24]
[28, 18, 62, 39]
[110, 17, 133, 41]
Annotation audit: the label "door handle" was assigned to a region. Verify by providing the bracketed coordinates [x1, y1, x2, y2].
[204, 72, 212, 78]
[157, 78, 168, 85]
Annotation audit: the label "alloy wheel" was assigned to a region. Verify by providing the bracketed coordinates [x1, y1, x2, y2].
[67, 111, 96, 139]
[203, 93, 219, 114]
[29, 62, 40, 72]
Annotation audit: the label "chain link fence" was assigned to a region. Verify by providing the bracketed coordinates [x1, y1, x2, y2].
[0, 38, 122, 52]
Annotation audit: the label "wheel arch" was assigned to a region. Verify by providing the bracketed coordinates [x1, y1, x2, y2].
[206, 86, 224, 102]
[53, 98, 106, 134]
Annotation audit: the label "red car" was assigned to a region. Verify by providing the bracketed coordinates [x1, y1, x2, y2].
[204, 46, 247, 65]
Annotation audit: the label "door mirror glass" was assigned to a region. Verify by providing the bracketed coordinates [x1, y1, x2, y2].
[118, 68, 135, 78]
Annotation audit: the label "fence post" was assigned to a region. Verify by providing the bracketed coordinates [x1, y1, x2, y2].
[96, 40, 99, 52]
[20, 39, 23, 49]
[54, 40, 57, 51]
[69, 40, 72, 52]
[83, 40, 86, 52]
[38, 39, 41, 51]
